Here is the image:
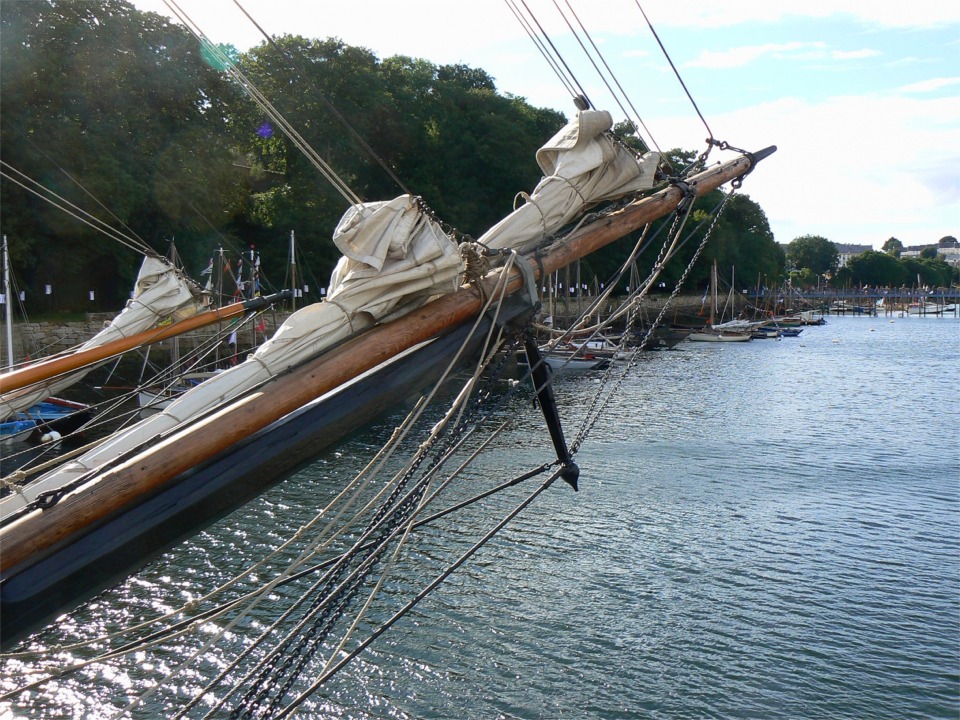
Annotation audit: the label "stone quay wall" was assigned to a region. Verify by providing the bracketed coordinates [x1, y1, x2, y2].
[1, 297, 713, 367]
[1, 310, 293, 366]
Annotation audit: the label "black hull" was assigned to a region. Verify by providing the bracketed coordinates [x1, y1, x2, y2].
[1, 318, 499, 647]
[26, 409, 93, 444]
[631, 326, 692, 350]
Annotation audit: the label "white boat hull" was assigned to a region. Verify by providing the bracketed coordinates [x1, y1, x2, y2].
[687, 331, 752, 343]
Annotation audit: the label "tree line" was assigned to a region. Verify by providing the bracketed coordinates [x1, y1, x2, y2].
[785, 235, 958, 290]
[3, 0, 888, 316]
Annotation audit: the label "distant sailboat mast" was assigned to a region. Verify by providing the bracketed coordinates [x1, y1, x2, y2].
[290, 229, 297, 312]
[3, 235, 13, 371]
[710, 259, 718, 327]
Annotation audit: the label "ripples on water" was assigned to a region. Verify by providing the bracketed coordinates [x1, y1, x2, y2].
[2, 316, 958, 719]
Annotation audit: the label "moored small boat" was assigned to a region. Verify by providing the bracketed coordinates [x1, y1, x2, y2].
[0, 397, 91, 445]
[687, 329, 752, 342]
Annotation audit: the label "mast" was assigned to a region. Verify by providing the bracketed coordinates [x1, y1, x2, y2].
[0, 148, 775, 570]
[168, 239, 180, 371]
[0, 291, 291, 394]
[3, 236, 13, 371]
[710, 260, 717, 326]
[290, 230, 297, 312]
[729, 265, 735, 319]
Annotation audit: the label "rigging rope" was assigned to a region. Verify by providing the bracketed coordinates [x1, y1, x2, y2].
[230, 0, 414, 198]
[504, 0, 581, 102]
[633, 1, 715, 171]
[216, 259, 529, 719]
[100, 253, 536, 717]
[634, 1, 712, 144]
[164, 0, 363, 208]
[557, 0, 664, 156]
[0, 2, 764, 711]
[571, 191, 736, 452]
[507, 0, 592, 107]
[550, 0, 646, 149]
[274, 468, 563, 719]
[0, 161, 156, 257]
[0, 117, 153, 253]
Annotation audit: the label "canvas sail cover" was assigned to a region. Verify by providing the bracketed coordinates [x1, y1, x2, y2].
[477, 109, 661, 250]
[5, 197, 461, 510]
[5, 109, 657, 511]
[0, 256, 203, 419]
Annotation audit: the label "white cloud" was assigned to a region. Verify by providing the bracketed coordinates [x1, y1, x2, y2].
[685, 42, 882, 70]
[696, 92, 960, 247]
[643, 0, 960, 30]
[830, 48, 880, 60]
[898, 77, 960, 93]
[686, 42, 825, 69]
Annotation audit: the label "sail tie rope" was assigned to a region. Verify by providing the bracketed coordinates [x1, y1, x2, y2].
[461, 242, 491, 284]
[0, 471, 25, 495]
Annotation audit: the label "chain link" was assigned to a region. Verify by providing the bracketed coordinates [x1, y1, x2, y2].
[228, 330, 522, 717]
[570, 190, 736, 453]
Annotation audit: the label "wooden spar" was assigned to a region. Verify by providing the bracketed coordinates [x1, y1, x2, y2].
[0, 148, 774, 572]
[0, 291, 291, 394]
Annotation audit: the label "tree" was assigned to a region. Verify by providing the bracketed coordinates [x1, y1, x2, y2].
[882, 237, 903, 257]
[844, 251, 907, 287]
[1, 2, 792, 313]
[228, 37, 567, 284]
[0, 0, 246, 310]
[786, 235, 838, 276]
[901, 257, 953, 288]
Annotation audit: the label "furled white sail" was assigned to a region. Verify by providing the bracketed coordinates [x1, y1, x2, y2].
[4, 110, 657, 513]
[5, 197, 461, 511]
[0, 256, 203, 418]
[477, 109, 660, 250]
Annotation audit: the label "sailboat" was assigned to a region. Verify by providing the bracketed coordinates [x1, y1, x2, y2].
[688, 261, 753, 342]
[0, 103, 773, 644]
[0, 236, 93, 444]
[1, 240, 288, 442]
[0, 9, 786, 719]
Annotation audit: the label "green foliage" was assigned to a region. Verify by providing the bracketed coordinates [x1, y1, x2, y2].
[794, 268, 820, 288]
[844, 251, 908, 287]
[0, 0, 244, 308]
[223, 37, 567, 281]
[6, 0, 925, 314]
[882, 237, 903, 256]
[900, 256, 954, 288]
[786, 235, 839, 276]
[838, 251, 956, 288]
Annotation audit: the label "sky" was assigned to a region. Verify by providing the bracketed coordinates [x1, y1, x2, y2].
[131, 0, 960, 250]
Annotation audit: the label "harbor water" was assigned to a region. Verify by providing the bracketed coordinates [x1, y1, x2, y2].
[2, 314, 958, 719]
